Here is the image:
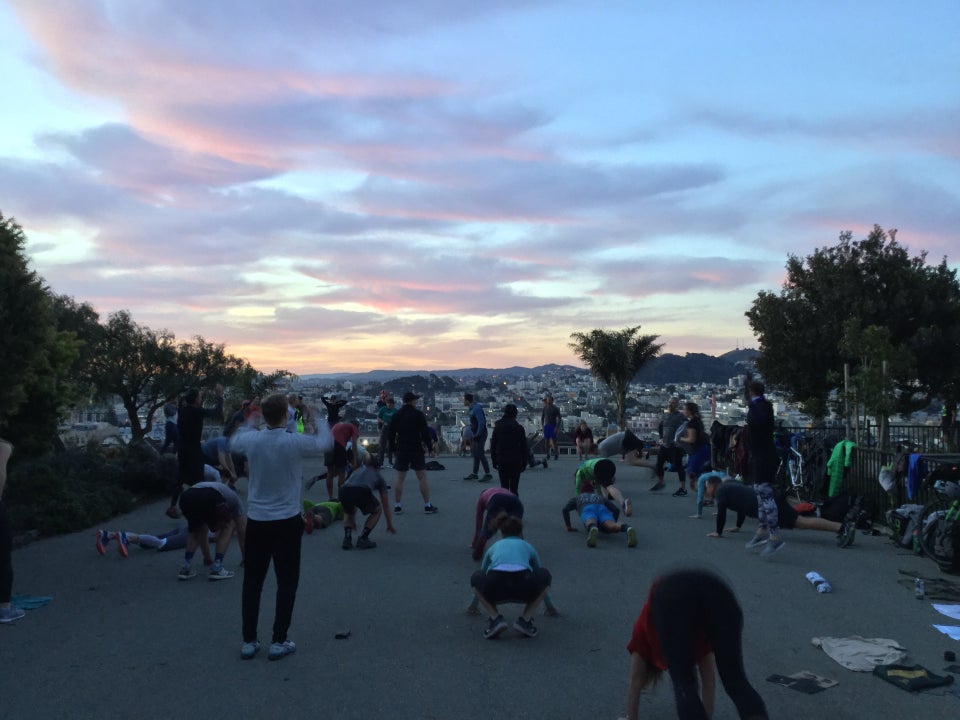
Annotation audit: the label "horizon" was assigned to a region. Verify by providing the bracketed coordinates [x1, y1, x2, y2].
[2, 1, 957, 375]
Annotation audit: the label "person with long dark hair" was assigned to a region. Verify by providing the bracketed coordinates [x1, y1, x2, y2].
[624, 568, 768, 720]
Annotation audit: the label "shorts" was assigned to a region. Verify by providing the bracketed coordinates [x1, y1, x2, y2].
[324, 442, 348, 469]
[470, 567, 552, 604]
[340, 485, 380, 516]
[394, 449, 426, 472]
[179, 486, 232, 533]
[580, 503, 614, 526]
[685, 445, 711, 476]
[543, 424, 557, 440]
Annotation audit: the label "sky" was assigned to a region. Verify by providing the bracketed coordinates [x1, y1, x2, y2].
[1, 1, 958, 375]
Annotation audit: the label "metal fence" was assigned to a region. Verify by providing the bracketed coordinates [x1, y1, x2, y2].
[778, 424, 959, 519]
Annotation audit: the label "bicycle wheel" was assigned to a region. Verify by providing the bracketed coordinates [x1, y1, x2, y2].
[916, 497, 956, 563]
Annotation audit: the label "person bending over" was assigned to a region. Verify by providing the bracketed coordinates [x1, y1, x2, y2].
[625, 568, 768, 720]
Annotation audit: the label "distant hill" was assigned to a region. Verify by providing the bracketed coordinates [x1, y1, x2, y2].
[634, 349, 759, 385]
[299, 354, 757, 386]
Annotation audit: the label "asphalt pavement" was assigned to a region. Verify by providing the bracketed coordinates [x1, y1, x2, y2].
[1, 454, 958, 719]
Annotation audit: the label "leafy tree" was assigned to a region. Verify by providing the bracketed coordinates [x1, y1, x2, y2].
[746, 225, 960, 421]
[0, 213, 79, 455]
[568, 326, 662, 429]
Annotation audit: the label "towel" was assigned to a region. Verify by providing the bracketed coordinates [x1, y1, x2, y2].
[811, 635, 907, 671]
[11, 594, 54, 610]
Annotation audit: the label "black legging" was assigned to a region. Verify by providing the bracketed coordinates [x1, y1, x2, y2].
[656, 446, 687, 484]
[648, 570, 768, 720]
[497, 463, 523, 495]
[0, 501, 12, 604]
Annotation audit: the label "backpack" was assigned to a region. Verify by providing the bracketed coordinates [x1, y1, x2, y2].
[886, 504, 925, 548]
[932, 504, 960, 575]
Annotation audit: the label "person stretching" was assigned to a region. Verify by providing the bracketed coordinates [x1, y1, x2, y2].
[624, 568, 769, 720]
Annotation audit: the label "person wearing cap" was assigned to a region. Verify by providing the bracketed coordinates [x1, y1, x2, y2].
[541, 395, 562, 461]
[463, 393, 492, 481]
[490, 404, 528, 496]
[386, 392, 439, 514]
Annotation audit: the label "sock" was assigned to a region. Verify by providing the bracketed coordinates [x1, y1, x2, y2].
[361, 527, 371, 539]
[344, 529, 352, 539]
[119, 531, 129, 544]
[215, 553, 224, 564]
[619, 525, 629, 533]
[184, 550, 195, 566]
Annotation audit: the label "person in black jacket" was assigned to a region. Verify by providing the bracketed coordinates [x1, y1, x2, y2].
[490, 404, 528, 496]
[387, 392, 438, 515]
[167, 385, 223, 519]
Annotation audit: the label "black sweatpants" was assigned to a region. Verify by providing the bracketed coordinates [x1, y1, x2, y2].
[497, 463, 524, 495]
[242, 514, 303, 644]
[0, 501, 12, 604]
[648, 570, 767, 720]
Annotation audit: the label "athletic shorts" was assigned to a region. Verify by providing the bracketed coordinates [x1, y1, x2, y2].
[686, 445, 711, 476]
[543, 423, 557, 440]
[470, 567, 552, 604]
[324, 442, 348, 469]
[580, 503, 614, 526]
[179, 486, 232, 532]
[394, 449, 426, 472]
[339, 485, 380, 516]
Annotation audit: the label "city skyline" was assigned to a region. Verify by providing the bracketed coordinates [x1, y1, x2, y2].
[2, 1, 957, 375]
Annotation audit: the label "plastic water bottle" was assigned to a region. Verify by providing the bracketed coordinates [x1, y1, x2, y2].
[915, 578, 925, 600]
[805, 571, 832, 593]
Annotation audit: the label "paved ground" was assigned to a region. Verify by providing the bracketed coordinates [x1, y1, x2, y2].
[2, 454, 958, 719]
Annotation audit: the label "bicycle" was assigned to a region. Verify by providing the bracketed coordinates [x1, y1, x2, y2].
[915, 469, 960, 567]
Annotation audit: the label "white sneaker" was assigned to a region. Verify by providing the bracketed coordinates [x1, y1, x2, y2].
[269, 640, 296, 661]
[240, 640, 260, 660]
[744, 533, 769, 550]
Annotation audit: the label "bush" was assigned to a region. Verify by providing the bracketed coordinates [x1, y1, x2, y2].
[5, 443, 174, 536]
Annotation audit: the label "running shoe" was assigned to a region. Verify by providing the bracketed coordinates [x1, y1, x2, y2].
[342, 535, 353, 550]
[672, 488, 688, 497]
[744, 533, 769, 550]
[463, 473, 479, 480]
[0, 606, 26, 623]
[761, 536, 785, 558]
[209, 565, 235, 581]
[650, 482, 665, 491]
[837, 522, 856, 548]
[587, 526, 599, 548]
[622, 498, 633, 516]
[117, 531, 130, 558]
[95, 529, 111, 555]
[626, 526, 638, 548]
[483, 615, 508, 639]
[240, 640, 260, 660]
[178, 565, 197, 581]
[355, 536, 377, 550]
[479, 474, 493, 483]
[424, 504, 439, 514]
[513, 616, 538, 638]
[393, 504, 403, 514]
[268, 640, 296, 661]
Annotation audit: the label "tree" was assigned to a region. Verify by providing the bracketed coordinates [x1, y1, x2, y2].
[568, 326, 662, 429]
[0, 213, 80, 455]
[746, 225, 960, 422]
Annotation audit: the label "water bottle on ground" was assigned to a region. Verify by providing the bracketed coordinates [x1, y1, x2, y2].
[915, 578, 925, 600]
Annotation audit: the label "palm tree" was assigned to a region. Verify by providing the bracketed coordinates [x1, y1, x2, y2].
[568, 326, 663, 430]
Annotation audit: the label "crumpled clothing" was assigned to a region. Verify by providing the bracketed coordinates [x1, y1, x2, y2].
[873, 663, 954, 691]
[811, 635, 907, 672]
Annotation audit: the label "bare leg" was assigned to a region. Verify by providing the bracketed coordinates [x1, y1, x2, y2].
[521, 587, 549, 620]
[794, 516, 842, 532]
[394, 470, 406, 505]
[416, 469, 431, 504]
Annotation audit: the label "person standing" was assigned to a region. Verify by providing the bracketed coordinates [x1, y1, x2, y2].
[490, 404, 528, 496]
[0, 439, 23, 623]
[160, 394, 179, 454]
[321, 394, 347, 427]
[168, 386, 223, 519]
[387, 392, 439, 515]
[376, 396, 397, 467]
[624, 568, 768, 720]
[651, 397, 685, 492]
[325, 420, 359, 502]
[462, 393, 492, 481]
[674, 402, 711, 498]
[229, 394, 333, 661]
[541, 395, 562, 461]
[743, 382, 784, 557]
